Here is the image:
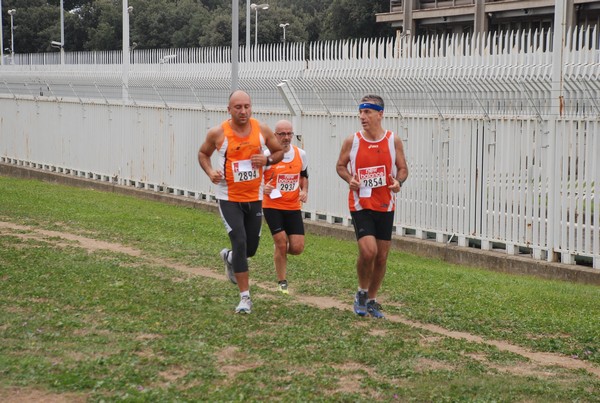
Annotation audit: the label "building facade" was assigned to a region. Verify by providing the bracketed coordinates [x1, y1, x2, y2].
[376, 0, 600, 37]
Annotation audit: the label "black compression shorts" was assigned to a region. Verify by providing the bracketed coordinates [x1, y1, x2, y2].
[263, 208, 305, 236]
[350, 209, 395, 241]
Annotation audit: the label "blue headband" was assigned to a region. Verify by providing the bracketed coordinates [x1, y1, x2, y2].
[359, 102, 384, 112]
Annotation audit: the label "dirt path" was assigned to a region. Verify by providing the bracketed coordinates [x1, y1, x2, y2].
[2, 220, 599, 379]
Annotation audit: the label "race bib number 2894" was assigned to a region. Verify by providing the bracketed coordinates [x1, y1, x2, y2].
[232, 160, 259, 183]
[235, 170, 258, 182]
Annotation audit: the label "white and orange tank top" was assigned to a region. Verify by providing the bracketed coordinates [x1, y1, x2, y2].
[263, 145, 307, 211]
[215, 118, 265, 202]
[348, 130, 396, 212]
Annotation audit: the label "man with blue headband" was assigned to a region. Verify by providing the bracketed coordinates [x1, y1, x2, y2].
[336, 94, 409, 318]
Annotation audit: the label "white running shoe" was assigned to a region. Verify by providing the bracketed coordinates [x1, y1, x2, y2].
[235, 296, 252, 314]
[220, 248, 237, 284]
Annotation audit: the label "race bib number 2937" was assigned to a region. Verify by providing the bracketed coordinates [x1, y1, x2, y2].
[277, 174, 300, 192]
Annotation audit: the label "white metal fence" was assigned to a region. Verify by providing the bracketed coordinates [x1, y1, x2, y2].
[0, 27, 599, 269]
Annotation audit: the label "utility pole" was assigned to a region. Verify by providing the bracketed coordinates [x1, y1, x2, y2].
[232, 0, 239, 91]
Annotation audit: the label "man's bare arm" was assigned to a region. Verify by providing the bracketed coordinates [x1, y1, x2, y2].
[299, 176, 308, 203]
[336, 135, 360, 191]
[198, 127, 224, 184]
[262, 122, 284, 165]
[394, 134, 409, 184]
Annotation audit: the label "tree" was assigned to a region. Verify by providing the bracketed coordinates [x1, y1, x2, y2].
[77, 0, 122, 50]
[1, 0, 394, 53]
[47, 0, 95, 11]
[198, 7, 231, 47]
[321, 0, 394, 40]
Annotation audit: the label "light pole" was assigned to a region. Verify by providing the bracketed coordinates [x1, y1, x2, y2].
[122, 2, 132, 102]
[279, 23, 289, 44]
[51, 0, 65, 64]
[8, 8, 15, 65]
[245, 1, 250, 62]
[232, 0, 239, 91]
[60, 0, 64, 64]
[0, 0, 4, 66]
[250, 3, 269, 47]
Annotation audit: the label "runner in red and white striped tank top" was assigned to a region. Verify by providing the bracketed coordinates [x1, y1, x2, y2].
[336, 94, 409, 319]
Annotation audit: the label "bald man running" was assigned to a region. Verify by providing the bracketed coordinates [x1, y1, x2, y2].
[199, 90, 283, 314]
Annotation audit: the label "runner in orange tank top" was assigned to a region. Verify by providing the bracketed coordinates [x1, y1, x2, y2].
[198, 90, 283, 314]
[336, 94, 408, 319]
[262, 120, 309, 294]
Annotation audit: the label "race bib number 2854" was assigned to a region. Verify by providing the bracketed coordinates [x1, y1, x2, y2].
[358, 165, 386, 188]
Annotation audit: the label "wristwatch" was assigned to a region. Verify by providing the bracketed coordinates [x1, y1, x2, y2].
[266, 157, 273, 166]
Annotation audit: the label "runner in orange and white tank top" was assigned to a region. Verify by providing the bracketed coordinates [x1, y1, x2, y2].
[262, 120, 309, 295]
[198, 90, 284, 314]
[263, 144, 307, 210]
[216, 118, 265, 202]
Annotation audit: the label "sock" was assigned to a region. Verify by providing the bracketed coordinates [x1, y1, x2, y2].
[367, 298, 376, 304]
[227, 251, 233, 264]
[358, 287, 368, 293]
[240, 290, 250, 299]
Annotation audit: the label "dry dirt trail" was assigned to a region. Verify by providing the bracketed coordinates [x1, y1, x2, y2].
[2, 220, 599, 380]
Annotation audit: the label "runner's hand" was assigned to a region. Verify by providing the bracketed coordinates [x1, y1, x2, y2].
[264, 179, 274, 195]
[349, 174, 360, 191]
[388, 174, 401, 193]
[299, 190, 308, 203]
[209, 170, 224, 184]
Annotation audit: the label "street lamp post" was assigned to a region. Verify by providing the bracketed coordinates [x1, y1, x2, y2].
[0, 0, 4, 66]
[122, 2, 132, 102]
[8, 8, 15, 65]
[250, 3, 269, 48]
[245, 1, 250, 62]
[232, 0, 239, 91]
[60, 0, 64, 64]
[52, 1, 65, 64]
[279, 23, 289, 44]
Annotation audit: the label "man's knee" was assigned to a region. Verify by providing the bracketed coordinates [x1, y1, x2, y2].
[246, 237, 261, 258]
[358, 236, 378, 260]
[289, 245, 304, 255]
[288, 238, 304, 255]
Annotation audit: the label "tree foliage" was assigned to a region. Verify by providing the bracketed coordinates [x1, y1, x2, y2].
[1, 0, 394, 53]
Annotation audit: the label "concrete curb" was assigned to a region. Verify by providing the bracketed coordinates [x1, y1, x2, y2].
[2, 163, 599, 286]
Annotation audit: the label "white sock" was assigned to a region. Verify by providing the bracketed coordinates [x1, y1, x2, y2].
[358, 288, 368, 293]
[227, 251, 233, 264]
[240, 291, 250, 299]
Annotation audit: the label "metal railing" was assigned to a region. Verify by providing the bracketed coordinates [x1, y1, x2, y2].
[0, 27, 598, 269]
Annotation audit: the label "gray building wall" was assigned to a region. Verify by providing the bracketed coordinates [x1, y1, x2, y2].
[377, 0, 600, 37]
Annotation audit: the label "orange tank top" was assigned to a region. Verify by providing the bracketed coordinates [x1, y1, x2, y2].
[348, 131, 396, 212]
[263, 145, 306, 210]
[215, 118, 265, 202]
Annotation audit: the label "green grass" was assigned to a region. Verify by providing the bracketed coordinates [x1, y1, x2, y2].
[1, 175, 599, 402]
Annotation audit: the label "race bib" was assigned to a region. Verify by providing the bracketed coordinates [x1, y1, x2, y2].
[232, 160, 259, 182]
[276, 174, 300, 192]
[357, 165, 386, 188]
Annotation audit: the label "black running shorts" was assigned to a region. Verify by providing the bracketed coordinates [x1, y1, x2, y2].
[263, 208, 305, 236]
[350, 209, 395, 241]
